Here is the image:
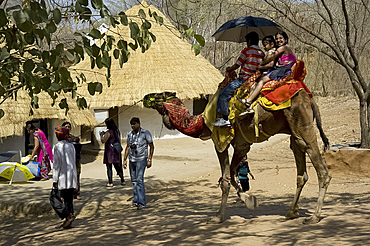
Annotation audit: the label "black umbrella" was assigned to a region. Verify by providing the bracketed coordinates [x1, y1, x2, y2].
[212, 16, 282, 43]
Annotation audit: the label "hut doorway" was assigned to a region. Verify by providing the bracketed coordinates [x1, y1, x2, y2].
[109, 106, 119, 127]
[25, 119, 48, 155]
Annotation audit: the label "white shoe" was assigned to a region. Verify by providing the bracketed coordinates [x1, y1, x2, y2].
[212, 118, 231, 127]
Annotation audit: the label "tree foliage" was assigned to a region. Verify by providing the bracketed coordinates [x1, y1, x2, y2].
[0, 0, 204, 118]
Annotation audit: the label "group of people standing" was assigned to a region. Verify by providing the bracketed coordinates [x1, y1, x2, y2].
[26, 117, 154, 228]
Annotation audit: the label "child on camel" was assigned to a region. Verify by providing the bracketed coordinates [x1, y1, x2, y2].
[239, 35, 277, 116]
[213, 31, 264, 127]
[240, 31, 297, 114]
[259, 35, 277, 75]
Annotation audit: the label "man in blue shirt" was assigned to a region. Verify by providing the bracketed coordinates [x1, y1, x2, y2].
[123, 117, 154, 209]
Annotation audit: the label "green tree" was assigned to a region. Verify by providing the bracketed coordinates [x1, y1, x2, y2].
[0, 0, 203, 118]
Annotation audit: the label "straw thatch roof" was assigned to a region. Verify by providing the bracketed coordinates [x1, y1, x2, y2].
[73, 0, 223, 108]
[0, 91, 97, 138]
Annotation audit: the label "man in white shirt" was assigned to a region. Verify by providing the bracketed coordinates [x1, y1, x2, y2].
[52, 125, 77, 229]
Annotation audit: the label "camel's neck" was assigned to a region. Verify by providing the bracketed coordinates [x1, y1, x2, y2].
[164, 98, 206, 138]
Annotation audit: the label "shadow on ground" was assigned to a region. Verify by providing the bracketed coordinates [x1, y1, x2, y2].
[0, 174, 369, 245]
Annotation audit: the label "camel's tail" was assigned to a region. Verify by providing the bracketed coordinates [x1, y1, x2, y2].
[311, 100, 330, 150]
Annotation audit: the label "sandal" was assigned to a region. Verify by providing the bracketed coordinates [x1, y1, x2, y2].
[239, 107, 255, 116]
[237, 97, 254, 116]
[106, 183, 114, 187]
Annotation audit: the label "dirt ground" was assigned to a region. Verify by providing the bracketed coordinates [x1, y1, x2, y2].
[0, 96, 369, 245]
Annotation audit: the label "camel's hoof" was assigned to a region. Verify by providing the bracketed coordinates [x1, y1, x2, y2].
[303, 216, 320, 224]
[285, 211, 299, 219]
[207, 216, 223, 224]
[245, 195, 258, 210]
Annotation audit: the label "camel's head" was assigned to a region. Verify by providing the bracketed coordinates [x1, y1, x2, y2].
[143, 92, 177, 112]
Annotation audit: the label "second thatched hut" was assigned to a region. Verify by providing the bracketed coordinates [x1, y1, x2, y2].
[73, 0, 224, 142]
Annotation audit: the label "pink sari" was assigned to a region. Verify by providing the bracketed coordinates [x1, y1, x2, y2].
[34, 130, 53, 179]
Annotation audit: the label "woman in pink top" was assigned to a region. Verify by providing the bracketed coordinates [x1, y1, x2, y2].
[27, 124, 53, 180]
[240, 31, 297, 113]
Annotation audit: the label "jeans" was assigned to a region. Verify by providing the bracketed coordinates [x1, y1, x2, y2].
[129, 159, 147, 207]
[216, 78, 245, 117]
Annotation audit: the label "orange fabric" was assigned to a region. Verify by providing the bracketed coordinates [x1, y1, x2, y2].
[240, 60, 307, 92]
[237, 60, 310, 105]
[261, 81, 312, 105]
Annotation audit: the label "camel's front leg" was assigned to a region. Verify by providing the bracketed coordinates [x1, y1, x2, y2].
[208, 147, 230, 224]
[229, 149, 247, 192]
[230, 141, 257, 210]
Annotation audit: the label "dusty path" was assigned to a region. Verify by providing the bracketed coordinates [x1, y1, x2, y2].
[0, 96, 369, 245]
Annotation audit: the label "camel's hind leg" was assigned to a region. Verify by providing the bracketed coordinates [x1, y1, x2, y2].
[286, 136, 309, 219]
[303, 134, 331, 224]
[208, 146, 231, 224]
[287, 91, 331, 223]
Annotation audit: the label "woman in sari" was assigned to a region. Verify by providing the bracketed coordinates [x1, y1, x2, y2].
[26, 124, 53, 180]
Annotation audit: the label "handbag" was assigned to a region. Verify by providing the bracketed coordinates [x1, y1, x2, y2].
[111, 130, 123, 152]
[112, 142, 123, 152]
[50, 188, 64, 213]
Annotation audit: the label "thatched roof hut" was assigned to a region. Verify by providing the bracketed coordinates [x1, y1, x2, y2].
[74, 0, 223, 108]
[0, 91, 97, 138]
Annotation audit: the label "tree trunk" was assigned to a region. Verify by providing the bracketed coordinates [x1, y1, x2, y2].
[359, 98, 370, 148]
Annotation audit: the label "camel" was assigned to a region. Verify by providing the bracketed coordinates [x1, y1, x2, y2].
[144, 89, 331, 224]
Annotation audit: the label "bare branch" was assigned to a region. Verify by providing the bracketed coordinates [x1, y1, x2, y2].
[340, 0, 367, 92]
[264, 0, 348, 66]
[361, 0, 370, 15]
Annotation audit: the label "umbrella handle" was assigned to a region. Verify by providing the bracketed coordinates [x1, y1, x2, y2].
[8, 166, 17, 186]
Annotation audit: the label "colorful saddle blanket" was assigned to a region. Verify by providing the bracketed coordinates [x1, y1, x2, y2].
[239, 60, 311, 105]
